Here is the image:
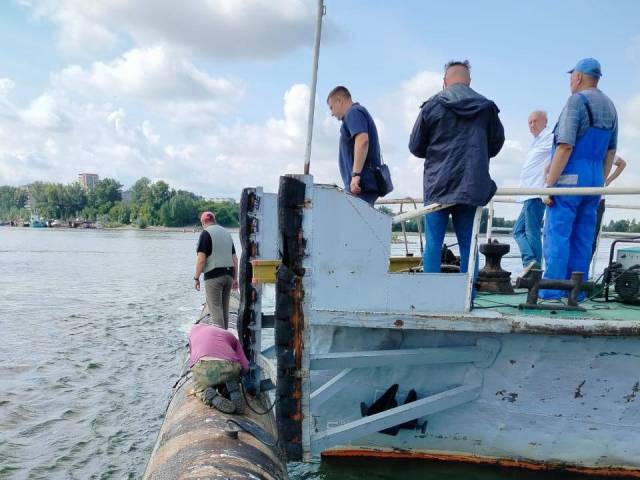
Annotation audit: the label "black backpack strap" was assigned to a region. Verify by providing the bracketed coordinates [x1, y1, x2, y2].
[577, 92, 594, 127]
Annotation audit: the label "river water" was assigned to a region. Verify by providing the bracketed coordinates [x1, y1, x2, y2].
[0, 227, 616, 479]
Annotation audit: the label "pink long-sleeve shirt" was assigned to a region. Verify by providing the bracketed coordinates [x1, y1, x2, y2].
[188, 324, 250, 371]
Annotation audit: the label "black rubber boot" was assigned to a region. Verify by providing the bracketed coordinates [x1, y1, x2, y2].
[226, 381, 245, 414]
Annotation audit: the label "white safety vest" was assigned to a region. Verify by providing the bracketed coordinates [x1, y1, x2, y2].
[204, 224, 234, 273]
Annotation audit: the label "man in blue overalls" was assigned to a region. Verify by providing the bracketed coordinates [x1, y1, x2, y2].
[540, 58, 618, 299]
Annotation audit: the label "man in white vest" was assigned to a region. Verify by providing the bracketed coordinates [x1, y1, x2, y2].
[194, 211, 238, 329]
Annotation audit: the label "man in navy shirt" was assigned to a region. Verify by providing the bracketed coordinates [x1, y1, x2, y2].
[327, 86, 383, 206]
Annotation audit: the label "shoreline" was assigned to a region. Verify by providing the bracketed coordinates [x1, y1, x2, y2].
[0, 224, 240, 233]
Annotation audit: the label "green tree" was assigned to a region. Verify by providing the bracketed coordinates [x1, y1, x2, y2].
[197, 200, 239, 228]
[150, 180, 172, 210]
[86, 178, 122, 217]
[605, 219, 631, 232]
[108, 203, 132, 224]
[159, 192, 198, 227]
[64, 182, 87, 218]
[0, 186, 29, 220]
[130, 177, 152, 204]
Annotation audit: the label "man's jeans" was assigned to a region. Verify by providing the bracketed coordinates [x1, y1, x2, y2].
[423, 204, 478, 275]
[204, 275, 233, 329]
[512, 198, 545, 267]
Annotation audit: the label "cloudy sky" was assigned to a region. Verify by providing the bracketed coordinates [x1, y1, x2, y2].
[1, 0, 639, 217]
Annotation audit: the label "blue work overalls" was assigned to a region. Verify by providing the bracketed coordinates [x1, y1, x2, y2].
[540, 94, 612, 300]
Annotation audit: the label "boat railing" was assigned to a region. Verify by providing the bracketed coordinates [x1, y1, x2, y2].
[377, 186, 640, 304]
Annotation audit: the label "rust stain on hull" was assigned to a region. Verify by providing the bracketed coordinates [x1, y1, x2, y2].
[322, 449, 640, 478]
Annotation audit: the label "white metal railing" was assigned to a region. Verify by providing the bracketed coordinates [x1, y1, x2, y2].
[379, 187, 640, 225]
[482, 197, 640, 279]
[377, 187, 640, 290]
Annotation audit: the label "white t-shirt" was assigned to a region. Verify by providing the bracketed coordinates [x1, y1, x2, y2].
[519, 127, 553, 199]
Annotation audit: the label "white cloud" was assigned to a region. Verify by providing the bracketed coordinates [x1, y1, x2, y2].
[18, 1, 118, 53]
[51, 46, 244, 121]
[627, 34, 640, 64]
[373, 70, 443, 197]
[615, 92, 640, 192]
[193, 84, 339, 195]
[19, 0, 336, 58]
[3, 56, 637, 221]
[396, 71, 443, 133]
[0, 78, 340, 198]
[0, 78, 15, 96]
[20, 94, 71, 131]
[0, 83, 164, 186]
[0, 78, 18, 121]
[622, 93, 640, 140]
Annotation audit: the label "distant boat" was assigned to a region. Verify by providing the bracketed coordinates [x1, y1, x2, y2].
[30, 215, 46, 228]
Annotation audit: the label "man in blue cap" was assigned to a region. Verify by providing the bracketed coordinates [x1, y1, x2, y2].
[540, 58, 618, 299]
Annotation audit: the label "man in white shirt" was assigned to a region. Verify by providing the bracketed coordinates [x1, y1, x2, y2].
[513, 111, 553, 275]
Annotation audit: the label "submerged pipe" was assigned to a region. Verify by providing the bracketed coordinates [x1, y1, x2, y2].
[144, 299, 286, 480]
[143, 377, 286, 480]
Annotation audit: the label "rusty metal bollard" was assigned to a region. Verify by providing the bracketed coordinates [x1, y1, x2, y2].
[477, 239, 514, 294]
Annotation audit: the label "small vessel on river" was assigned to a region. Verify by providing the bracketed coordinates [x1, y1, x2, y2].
[236, 179, 640, 477]
[29, 214, 46, 228]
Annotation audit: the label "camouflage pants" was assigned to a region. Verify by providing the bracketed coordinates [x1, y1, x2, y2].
[191, 358, 241, 403]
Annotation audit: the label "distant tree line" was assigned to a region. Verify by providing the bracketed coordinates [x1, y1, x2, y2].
[0, 178, 239, 228]
[603, 218, 640, 233]
[0, 186, 29, 221]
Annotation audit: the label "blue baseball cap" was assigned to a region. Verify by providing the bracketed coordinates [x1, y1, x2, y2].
[568, 58, 602, 78]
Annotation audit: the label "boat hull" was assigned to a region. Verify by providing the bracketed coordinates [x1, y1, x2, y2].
[309, 326, 640, 475]
[322, 449, 640, 478]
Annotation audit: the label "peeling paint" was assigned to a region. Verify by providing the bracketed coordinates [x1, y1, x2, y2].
[575, 380, 586, 399]
[495, 390, 518, 403]
[624, 382, 639, 403]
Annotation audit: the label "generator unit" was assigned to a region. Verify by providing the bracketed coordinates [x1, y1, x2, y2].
[609, 247, 640, 304]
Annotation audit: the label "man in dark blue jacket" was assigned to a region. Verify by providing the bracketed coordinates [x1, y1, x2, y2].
[328, 86, 383, 206]
[409, 60, 504, 274]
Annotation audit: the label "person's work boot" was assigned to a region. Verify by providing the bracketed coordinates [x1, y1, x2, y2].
[202, 387, 235, 414]
[226, 381, 245, 414]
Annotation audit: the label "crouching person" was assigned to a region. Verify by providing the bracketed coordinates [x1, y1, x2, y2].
[188, 323, 249, 414]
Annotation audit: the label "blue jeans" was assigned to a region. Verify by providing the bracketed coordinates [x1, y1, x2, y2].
[423, 204, 478, 275]
[512, 198, 545, 267]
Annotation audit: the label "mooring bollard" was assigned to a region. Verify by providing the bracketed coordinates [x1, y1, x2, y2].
[477, 239, 514, 294]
